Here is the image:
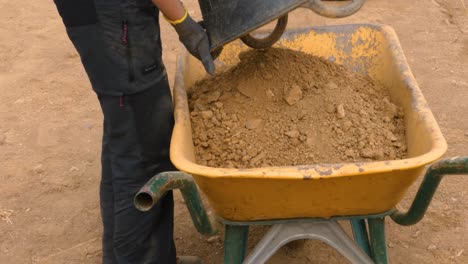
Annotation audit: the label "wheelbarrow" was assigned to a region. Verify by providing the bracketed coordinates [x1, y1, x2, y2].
[134, 24, 467, 263]
[198, 0, 367, 51]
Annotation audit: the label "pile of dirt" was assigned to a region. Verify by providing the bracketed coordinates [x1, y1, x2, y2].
[188, 48, 407, 168]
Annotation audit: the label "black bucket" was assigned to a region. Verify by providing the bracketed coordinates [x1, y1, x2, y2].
[198, 0, 306, 49]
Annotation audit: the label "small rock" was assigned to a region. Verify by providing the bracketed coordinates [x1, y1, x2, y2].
[206, 235, 220, 244]
[298, 110, 308, 120]
[388, 242, 395, 248]
[345, 149, 355, 157]
[33, 164, 45, 174]
[200, 110, 214, 119]
[202, 153, 213, 161]
[200, 142, 209, 148]
[251, 152, 266, 165]
[205, 91, 221, 103]
[214, 102, 223, 109]
[290, 138, 301, 146]
[402, 243, 410, 249]
[336, 104, 346, 119]
[383, 116, 391, 123]
[358, 141, 366, 149]
[284, 85, 303, 106]
[360, 148, 374, 159]
[372, 148, 384, 160]
[245, 118, 263, 130]
[263, 73, 273, 80]
[211, 117, 221, 126]
[198, 132, 208, 141]
[311, 87, 321, 94]
[383, 98, 398, 118]
[193, 100, 205, 111]
[427, 244, 437, 251]
[223, 121, 233, 128]
[69, 166, 79, 172]
[342, 120, 353, 131]
[247, 148, 258, 157]
[386, 131, 398, 141]
[306, 136, 316, 147]
[326, 81, 338, 90]
[284, 130, 300, 138]
[325, 104, 335, 113]
[265, 89, 275, 98]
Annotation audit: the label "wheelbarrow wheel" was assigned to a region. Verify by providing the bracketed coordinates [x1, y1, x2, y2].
[240, 15, 288, 49]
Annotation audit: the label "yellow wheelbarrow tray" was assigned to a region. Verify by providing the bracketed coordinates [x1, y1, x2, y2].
[170, 23, 447, 221]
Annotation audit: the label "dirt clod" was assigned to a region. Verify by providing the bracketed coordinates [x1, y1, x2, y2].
[188, 48, 407, 168]
[284, 85, 303, 106]
[200, 110, 214, 119]
[326, 81, 339, 90]
[336, 104, 346, 119]
[245, 118, 263, 130]
[285, 130, 300, 138]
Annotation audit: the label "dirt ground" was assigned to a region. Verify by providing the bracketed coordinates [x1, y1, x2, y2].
[0, 0, 467, 263]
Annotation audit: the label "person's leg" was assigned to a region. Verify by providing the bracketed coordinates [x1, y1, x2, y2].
[97, 76, 176, 264]
[100, 121, 118, 264]
[127, 75, 177, 263]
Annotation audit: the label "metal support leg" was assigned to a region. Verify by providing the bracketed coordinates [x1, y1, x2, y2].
[243, 220, 373, 264]
[368, 217, 388, 264]
[224, 225, 249, 264]
[351, 219, 371, 256]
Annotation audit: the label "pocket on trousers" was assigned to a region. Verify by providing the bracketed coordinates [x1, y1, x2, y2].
[66, 24, 129, 94]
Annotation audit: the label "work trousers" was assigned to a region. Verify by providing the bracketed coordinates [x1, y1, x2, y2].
[98, 76, 177, 264]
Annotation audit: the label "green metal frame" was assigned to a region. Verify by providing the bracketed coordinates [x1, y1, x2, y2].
[134, 171, 217, 236]
[134, 157, 468, 264]
[224, 225, 250, 263]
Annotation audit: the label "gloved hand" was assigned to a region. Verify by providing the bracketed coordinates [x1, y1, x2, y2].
[171, 14, 215, 75]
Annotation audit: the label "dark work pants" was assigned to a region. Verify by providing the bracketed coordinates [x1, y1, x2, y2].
[98, 76, 177, 264]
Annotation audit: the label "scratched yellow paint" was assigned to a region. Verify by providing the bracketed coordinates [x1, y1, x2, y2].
[170, 24, 447, 221]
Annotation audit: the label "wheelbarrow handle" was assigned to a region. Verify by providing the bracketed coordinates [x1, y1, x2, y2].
[303, 0, 366, 18]
[391, 156, 468, 226]
[134, 171, 217, 236]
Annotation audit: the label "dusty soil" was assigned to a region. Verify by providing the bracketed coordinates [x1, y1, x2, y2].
[0, 0, 467, 264]
[190, 48, 406, 168]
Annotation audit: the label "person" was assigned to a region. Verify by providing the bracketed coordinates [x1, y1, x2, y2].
[53, 0, 214, 263]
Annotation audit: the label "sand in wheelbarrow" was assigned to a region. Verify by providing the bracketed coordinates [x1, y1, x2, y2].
[188, 48, 407, 169]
